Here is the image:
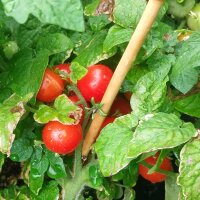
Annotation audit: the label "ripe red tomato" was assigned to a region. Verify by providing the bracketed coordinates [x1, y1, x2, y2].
[42, 121, 82, 154]
[68, 95, 85, 125]
[37, 68, 65, 102]
[77, 64, 113, 102]
[96, 117, 115, 139]
[139, 153, 173, 183]
[109, 96, 131, 116]
[53, 63, 71, 83]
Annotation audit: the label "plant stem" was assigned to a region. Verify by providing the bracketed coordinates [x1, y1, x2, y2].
[25, 105, 37, 113]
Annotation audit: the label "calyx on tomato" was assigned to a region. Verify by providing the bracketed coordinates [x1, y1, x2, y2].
[139, 153, 173, 183]
[42, 121, 82, 154]
[37, 68, 65, 102]
[77, 64, 113, 103]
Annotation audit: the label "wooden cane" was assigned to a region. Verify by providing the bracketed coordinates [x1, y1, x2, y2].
[82, 0, 164, 158]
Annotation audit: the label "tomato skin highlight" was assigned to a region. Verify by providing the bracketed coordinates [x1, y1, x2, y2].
[139, 153, 173, 183]
[42, 121, 82, 154]
[53, 63, 71, 83]
[77, 64, 113, 102]
[68, 95, 85, 125]
[109, 96, 131, 116]
[37, 68, 65, 102]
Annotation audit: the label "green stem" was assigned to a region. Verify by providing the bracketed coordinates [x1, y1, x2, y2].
[25, 105, 37, 113]
[140, 160, 176, 177]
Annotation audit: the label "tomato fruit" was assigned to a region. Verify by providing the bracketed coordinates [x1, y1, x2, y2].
[187, 3, 200, 31]
[109, 96, 131, 116]
[139, 153, 173, 183]
[96, 117, 115, 139]
[42, 121, 82, 154]
[68, 95, 85, 125]
[37, 68, 64, 102]
[77, 64, 113, 102]
[53, 63, 71, 83]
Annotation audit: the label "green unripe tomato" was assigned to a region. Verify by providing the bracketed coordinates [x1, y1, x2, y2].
[187, 3, 200, 31]
[3, 41, 19, 59]
[168, 0, 195, 18]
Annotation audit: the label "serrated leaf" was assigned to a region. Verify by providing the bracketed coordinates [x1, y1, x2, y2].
[170, 32, 200, 93]
[9, 49, 49, 102]
[165, 174, 179, 200]
[103, 25, 133, 51]
[128, 113, 197, 159]
[45, 150, 66, 179]
[177, 139, 200, 200]
[29, 173, 44, 195]
[95, 114, 138, 176]
[0, 93, 32, 155]
[34, 94, 81, 124]
[130, 67, 170, 117]
[2, 0, 84, 31]
[71, 31, 117, 82]
[174, 93, 200, 118]
[35, 181, 59, 200]
[10, 138, 33, 162]
[113, 0, 146, 28]
[36, 33, 74, 55]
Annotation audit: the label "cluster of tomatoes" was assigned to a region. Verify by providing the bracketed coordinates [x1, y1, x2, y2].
[36, 63, 131, 155]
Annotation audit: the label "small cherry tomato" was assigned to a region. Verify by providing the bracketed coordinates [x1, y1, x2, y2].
[139, 153, 173, 183]
[109, 96, 131, 116]
[77, 64, 113, 102]
[187, 3, 200, 31]
[68, 95, 85, 125]
[53, 63, 71, 83]
[37, 68, 65, 102]
[96, 117, 115, 139]
[42, 121, 82, 154]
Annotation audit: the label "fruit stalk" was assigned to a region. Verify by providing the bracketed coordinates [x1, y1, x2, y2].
[82, 0, 164, 157]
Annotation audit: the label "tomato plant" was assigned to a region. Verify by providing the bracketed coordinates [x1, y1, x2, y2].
[139, 153, 173, 183]
[77, 64, 113, 102]
[42, 121, 82, 154]
[53, 63, 71, 83]
[187, 3, 200, 31]
[37, 68, 65, 102]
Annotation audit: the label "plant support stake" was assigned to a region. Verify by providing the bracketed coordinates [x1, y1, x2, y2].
[82, 0, 164, 157]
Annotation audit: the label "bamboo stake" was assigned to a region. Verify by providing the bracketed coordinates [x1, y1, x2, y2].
[82, 0, 164, 157]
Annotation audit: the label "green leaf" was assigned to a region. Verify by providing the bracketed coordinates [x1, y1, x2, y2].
[45, 150, 67, 179]
[123, 188, 135, 200]
[170, 32, 200, 93]
[34, 94, 80, 124]
[10, 138, 33, 162]
[36, 33, 74, 55]
[0, 93, 32, 155]
[29, 173, 44, 195]
[95, 114, 138, 176]
[71, 31, 117, 82]
[2, 0, 84, 31]
[130, 67, 170, 117]
[177, 139, 200, 200]
[9, 49, 49, 101]
[174, 93, 200, 118]
[35, 181, 59, 200]
[165, 174, 180, 200]
[113, 0, 146, 28]
[128, 113, 197, 159]
[103, 25, 133, 51]
[0, 153, 4, 172]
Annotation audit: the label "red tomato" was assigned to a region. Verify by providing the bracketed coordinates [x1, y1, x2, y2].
[109, 96, 131, 116]
[42, 121, 82, 154]
[96, 117, 115, 139]
[37, 68, 65, 102]
[124, 91, 132, 101]
[68, 95, 85, 125]
[53, 63, 71, 83]
[77, 64, 113, 102]
[139, 153, 173, 183]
